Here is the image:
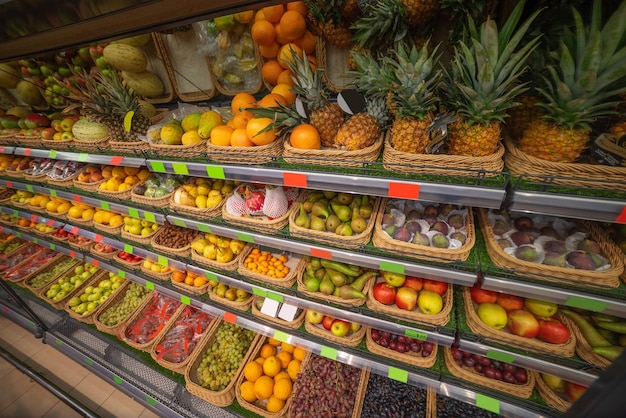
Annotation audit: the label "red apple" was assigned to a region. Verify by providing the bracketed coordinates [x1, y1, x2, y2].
[470, 284, 498, 304]
[537, 318, 571, 344]
[422, 279, 448, 296]
[372, 282, 397, 305]
[496, 293, 524, 311]
[322, 315, 334, 330]
[403, 276, 423, 292]
[24, 113, 50, 128]
[51, 119, 63, 132]
[41, 127, 56, 140]
[507, 309, 539, 338]
[330, 319, 350, 337]
[564, 381, 587, 402]
[395, 287, 418, 311]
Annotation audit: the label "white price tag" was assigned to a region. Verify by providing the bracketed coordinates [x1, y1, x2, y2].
[260, 297, 280, 318]
[278, 303, 298, 322]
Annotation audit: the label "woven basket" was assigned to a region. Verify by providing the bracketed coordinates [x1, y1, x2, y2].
[96, 180, 143, 200]
[93, 286, 153, 336]
[64, 278, 129, 325]
[383, 132, 505, 176]
[172, 279, 209, 295]
[46, 209, 68, 220]
[26, 203, 45, 213]
[148, 140, 207, 159]
[296, 267, 374, 307]
[121, 227, 160, 245]
[533, 371, 572, 413]
[190, 240, 249, 272]
[5, 252, 64, 284]
[47, 171, 82, 188]
[250, 299, 306, 330]
[109, 140, 149, 156]
[169, 189, 227, 219]
[205, 138, 283, 165]
[463, 287, 577, 357]
[316, 36, 352, 93]
[288, 195, 382, 250]
[89, 245, 119, 260]
[282, 133, 384, 168]
[565, 314, 613, 369]
[134, 33, 176, 105]
[13, 135, 41, 148]
[4, 168, 25, 178]
[140, 263, 173, 281]
[93, 222, 123, 236]
[41, 269, 108, 310]
[443, 346, 535, 398]
[222, 189, 302, 234]
[72, 136, 110, 153]
[207, 289, 254, 311]
[67, 214, 93, 228]
[185, 326, 264, 407]
[372, 201, 476, 263]
[112, 252, 143, 270]
[365, 327, 438, 368]
[68, 238, 93, 251]
[477, 209, 624, 287]
[150, 305, 220, 374]
[304, 319, 366, 347]
[73, 178, 105, 193]
[237, 246, 305, 289]
[23, 172, 49, 183]
[41, 137, 75, 150]
[365, 277, 453, 326]
[130, 187, 174, 207]
[504, 136, 626, 191]
[150, 226, 198, 258]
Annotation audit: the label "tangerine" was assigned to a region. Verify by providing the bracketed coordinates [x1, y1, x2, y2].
[267, 337, 282, 346]
[294, 30, 316, 54]
[279, 10, 306, 41]
[257, 93, 288, 108]
[232, 112, 252, 129]
[271, 83, 296, 104]
[286, 1, 308, 14]
[293, 347, 307, 362]
[259, 343, 277, 359]
[261, 60, 283, 85]
[280, 342, 295, 354]
[254, 375, 274, 400]
[262, 4, 284, 22]
[230, 128, 255, 147]
[246, 117, 277, 146]
[193, 277, 207, 287]
[259, 41, 281, 59]
[251, 20, 276, 47]
[254, 9, 266, 21]
[287, 359, 301, 381]
[266, 395, 285, 413]
[277, 43, 303, 69]
[240, 381, 257, 403]
[273, 378, 292, 401]
[274, 23, 289, 45]
[231, 92, 257, 116]
[276, 351, 292, 369]
[274, 371, 291, 382]
[263, 355, 282, 377]
[243, 360, 263, 382]
[289, 123, 321, 149]
[210, 125, 234, 147]
[172, 271, 186, 283]
[277, 69, 295, 86]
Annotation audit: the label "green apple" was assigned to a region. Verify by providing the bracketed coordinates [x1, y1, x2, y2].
[477, 302, 508, 330]
[417, 290, 443, 315]
[74, 265, 84, 275]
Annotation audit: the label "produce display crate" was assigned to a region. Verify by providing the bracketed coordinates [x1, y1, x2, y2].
[533, 371, 572, 413]
[185, 324, 264, 407]
[23, 257, 81, 293]
[150, 226, 198, 258]
[365, 327, 438, 369]
[205, 139, 283, 165]
[303, 319, 366, 348]
[23, 172, 49, 184]
[315, 36, 352, 93]
[67, 214, 93, 228]
[96, 180, 143, 200]
[288, 194, 382, 250]
[443, 346, 535, 399]
[140, 263, 172, 281]
[565, 314, 613, 369]
[282, 133, 384, 168]
[109, 140, 150, 156]
[207, 290, 254, 312]
[171, 279, 209, 295]
[462, 287, 577, 357]
[296, 267, 374, 307]
[39, 269, 108, 310]
[41, 137, 74, 150]
[237, 246, 305, 289]
[46, 171, 81, 187]
[112, 252, 143, 270]
[250, 299, 306, 330]
[136, 33, 177, 104]
[191, 240, 250, 272]
[89, 245, 119, 260]
[169, 191, 226, 219]
[72, 136, 111, 153]
[73, 176, 105, 193]
[93, 222, 123, 236]
[121, 227, 160, 245]
[130, 187, 174, 208]
[477, 208, 624, 287]
[222, 193, 300, 234]
[64, 278, 129, 325]
[5, 252, 64, 285]
[93, 285, 154, 336]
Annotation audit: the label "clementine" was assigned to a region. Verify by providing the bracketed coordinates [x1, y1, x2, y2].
[262, 4, 284, 22]
[259, 41, 281, 59]
[279, 10, 306, 41]
[246, 117, 277, 146]
[271, 83, 296, 104]
[286, 1, 308, 14]
[290, 123, 321, 149]
[261, 60, 283, 85]
[257, 93, 288, 108]
[251, 19, 276, 47]
[210, 125, 234, 146]
[230, 128, 255, 147]
[277, 43, 303, 69]
[231, 92, 256, 116]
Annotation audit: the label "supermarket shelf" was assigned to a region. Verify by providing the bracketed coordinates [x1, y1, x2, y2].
[0, 206, 65, 229]
[482, 273, 626, 319]
[166, 214, 479, 287]
[0, 224, 83, 259]
[0, 146, 15, 155]
[13, 147, 146, 167]
[146, 159, 507, 209]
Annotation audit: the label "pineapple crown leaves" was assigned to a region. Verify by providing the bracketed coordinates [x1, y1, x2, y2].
[441, 0, 543, 125]
[346, 49, 393, 99]
[350, 0, 408, 50]
[245, 102, 303, 137]
[534, 0, 626, 129]
[284, 46, 332, 111]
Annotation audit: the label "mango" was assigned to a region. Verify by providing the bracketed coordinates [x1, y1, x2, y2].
[198, 110, 223, 139]
[160, 121, 183, 145]
[181, 113, 201, 132]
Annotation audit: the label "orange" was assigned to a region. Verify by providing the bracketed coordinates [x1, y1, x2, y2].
[253, 375, 274, 400]
[274, 23, 289, 45]
[231, 92, 256, 116]
[230, 128, 255, 147]
[246, 117, 277, 146]
[261, 60, 283, 85]
[290, 123, 320, 149]
[243, 360, 263, 382]
[226, 118, 236, 129]
[276, 351, 292, 369]
[210, 125, 234, 147]
[184, 276, 195, 286]
[257, 93, 288, 108]
[254, 9, 266, 22]
[279, 10, 306, 41]
[259, 343, 277, 359]
[239, 381, 257, 403]
[262, 4, 284, 22]
[280, 342, 295, 354]
[193, 277, 207, 287]
[271, 83, 296, 105]
[277, 43, 303, 69]
[232, 112, 252, 129]
[267, 337, 282, 346]
[251, 20, 276, 47]
[287, 359, 301, 381]
[274, 371, 291, 382]
[286, 1, 308, 14]
[259, 41, 281, 59]
[277, 69, 295, 87]
[266, 395, 285, 413]
[273, 378, 292, 401]
[295, 30, 316, 54]
[255, 357, 266, 365]
[263, 355, 282, 377]
[234, 10, 254, 24]
[293, 347, 307, 362]
[172, 271, 186, 283]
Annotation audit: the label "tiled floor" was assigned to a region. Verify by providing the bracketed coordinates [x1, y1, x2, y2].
[0, 314, 161, 418]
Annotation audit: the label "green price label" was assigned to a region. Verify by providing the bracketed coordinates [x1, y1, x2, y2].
[127, 208, 139, 219]
[204, 272, 217, 282]
[564, 296, 608, 312]
[26, 185, 33, 192]
[267, 292, 284, 303]
[100, 201, 110, 211]
[117, 270, 126, 279]
[273, 330, 289, 343]
[180, 295, 191, 305]
[197, 223, 212, 233]
[379, 261, 405, 274]
[49, 190, 57, 197]
[55, 339, 63, 346]
[123, 244, 133, 254]
[206, 165, 225, 179]
[388, 367, 408, 383]
[12, 210, 18, 216]
[145, 396, 157, 407]
[144, 212, 156, 223]
[48, 150, 57, 159]
[320, 346, 337, 360]
[157, 255, 168, 267]
[49, 244, 55, 250]
[252, 287, 267, 297]
[113, 375, 123, 385]
[476, 394, 500, 414]
[404, 329, 428, 341]
[172, 163, 189, 175]
[236, 232, 254, 243]
[145, 281, 154, 290]
[26, 320, 33, 328]
[85, 357, 94, 366]
[15, 232, 21, 238]
[78, 153, 88, 162]
[486, 350, 515, 364]
[32, 238, 38, 244]
[150, 161, 166, 173]
[172, 218, 187, 228]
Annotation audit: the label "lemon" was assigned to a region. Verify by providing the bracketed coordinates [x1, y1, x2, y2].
[82, 209, 95, 221]
[123, 166, 140, 176]
[124, 175, 139, 185]
[93, 211, 105, 224]
[56, 202, 71, 213]
[195, 195, 208, 209]
[109, 215, 124, 227]
[137, 169, 151, 181]
[197, 184, 210, 196]
[117, 183, 131, 191]
[181, 130, 202, 146]
[46, 201, 59, 212]
[68, 206, 84, 219]
[107, 178, 121, 191]
[111, 166, 126, 180]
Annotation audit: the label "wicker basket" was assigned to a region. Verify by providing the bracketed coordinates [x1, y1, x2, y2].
[40, 269, 108, 310]
[316, 36, 352, 93]
[89, 245, 119, 260]
[109, 140, 149, 156]
[383, 132, 505, 176]
[463, 287, 577, 357]
[222, 192, 301, 235]
[533, 371, 572, 413]
[296, 267, 374, 307]
[150, 226, 198, 257]
[73, 177, 105, 193]
[282, 133, 384, 168]
[172, 279, 209, 295]
[140, 263, 173, 281]
[149, 305, 220, 374]
[190, 239, 249, 272]
[41, 137, 75, 150]
[250, 299, 306, 330]
[93, 222, 123, 236]
[148, 140, 207, 159]
[93, 285, 153, 336]
[68, 238, 93, 251]
[205, 138, 283, 165]
[443, 346, 535, 398]
[4, 168, 25, 178]
[169, 189, 227, 219]
[13, 135, 41, 148]
[121, 227, 160, 245]
[365, 277, 453, 326]
[46, 209, 68, 220]
[372, 200, 476, 263]
[130, 187, 175, 207]
[136, 33, 176, 104]
[477, 209, 624, 287]
[5, 252, 64, 285]
[46, 170, 82, 187]
[97, 180, 143, 200]
[304, 318, 366, 347]
[237, 246, 305, 289]
[23, 172, 49, 184]
[26, 203, 45, 213]
[207, 289, 254, 312]
[365, 327, 438, 368]
[64, 278, 129, 325]
[112, 252, 143, 270]
[185, 325, 264, 407]
[67, 214, 93, 228]
[504, 136, 626, 191]
[72, 136, 110, 153]
[288, 194, 382, 250]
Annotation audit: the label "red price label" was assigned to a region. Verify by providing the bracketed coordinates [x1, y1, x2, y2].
[224, 312, 237, 324]
[91, 259, 99, 267]
[5, 181, 12, 188]
[23, 148, 32, 156]
[73, 195, 82, 203]
[30, 214, 37, 222]
[310, 248, 332, 259]
[47, 219, 55, 226]
[388, 182, 420, 200]
[69, 251, 76, 258]
[109, 156, 124, 166]
[283, 172, 308, 188]
[0, 147, 5, 153]
[616, 207, 626, 224]
[70, 226, 79, 234]
[94, 234, 103, 243]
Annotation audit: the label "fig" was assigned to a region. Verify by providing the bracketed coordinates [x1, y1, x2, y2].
[439, 204, 455, 217]
[392, 227, 412, 242]
[450, 231, 466, 245]
[492, 219, 509, 236]
[514, 216, 534, 231]
[404, 220, 422, 234]
[497, 238, 513, 249]
[413, 233, 430, 246]
[431, 232, 450, 248]
[510, 231, 534, 246]
[405, 210, 421, 222]
[577, 239, 601, 254]
[544, 240, 566, 253]
[423, 205, 439, 217]
[381, 213, 395, 227]
[423, 214, 437, 226]
[430, 220, 449, 235]
[567, 251, 598, 270]
[526, 228, 542, 241]
[543, 252, 568, 267]
[540, 226, 561, 240]
[448, 214, 464, 229]
[515, 245, 538, 262]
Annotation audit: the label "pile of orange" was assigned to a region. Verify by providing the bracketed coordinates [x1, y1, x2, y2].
[172, 269, 208, 288]
[251, 2, 316, 87]
[17, 218, 33, 228]
[243, 248, 290, 279]
[239, 337, 306, 413]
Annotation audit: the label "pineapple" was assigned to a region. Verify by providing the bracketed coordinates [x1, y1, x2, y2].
[286, 48, 345, 148]
[334, 97, 388, 150]
[400, 0, 440, 27]
[519, 0, 626, 162]
[351, 0, 409, 51]
[306, 0, 354, 49]
[441, 1, 541, 157]
[385, 41, 442, 153]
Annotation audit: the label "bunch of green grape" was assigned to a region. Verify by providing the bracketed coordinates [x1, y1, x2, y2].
[98, 283, 151, 326]
[28, 259, 77, 289]
[0, 241, 21, 254]
[196, 322, 256, 391]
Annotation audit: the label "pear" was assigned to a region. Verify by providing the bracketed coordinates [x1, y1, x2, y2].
[295, 203, 311, 229]
[331, 202, 352, 222]
[336, 192, 353, 205]
[335, 223, 353, 236]
[304, 277, 321, 292]
[350, 204, 367, 234]
[319, 275, 335, 295]
[311, 201, 330, 219]
[325, 214, 341, 232]
[338, 285, 365, 299]
[322, 190, 336, 199]
[310, 214, 326, 231]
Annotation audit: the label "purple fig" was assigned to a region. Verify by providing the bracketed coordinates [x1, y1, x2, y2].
[514, 216, 534, 231]
[413, 233, 430, 246]
[450, 231, 467, 245]
[381, 213, 395, 226]
[577, 239, 601, 254]
[566, 251, 597, 270]
[447, 214, 464, 229]
[405, 210, 421, 222]
[404, 220, 422, 234]
[423, 214, 438, 226]
[543, 252, 568, 267]
[423, 205, 439, 217]
[392, 227, 412, 242]
[526, 228, 542, 241]
[430, 220, 449, 235]
[540, 226, 561, 240]
[431, 232, 450, 248]
[515, 245, 538, 262]
[497, 238, 513, 249]
[544, 240, 566, 253]
[510, 231, 534, 246]
[439, 204, 455, 217]
[492, 220, 509, 236]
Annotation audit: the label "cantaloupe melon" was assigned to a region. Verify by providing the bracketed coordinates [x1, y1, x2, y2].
[112, 34, 152, 47]
[15, 80, 45, 106]
[0, 63, 21, 89]
[122, 70, 165, 97]
[102, 43, 148, 72]
[72, 119, 109, 140]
